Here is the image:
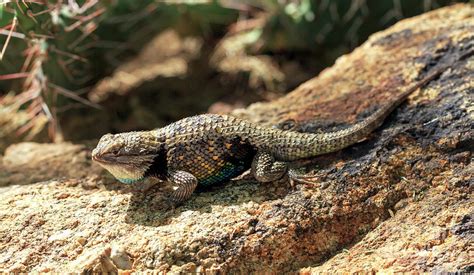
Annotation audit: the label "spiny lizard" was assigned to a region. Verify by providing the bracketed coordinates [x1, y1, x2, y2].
[92, 66, 447, 202]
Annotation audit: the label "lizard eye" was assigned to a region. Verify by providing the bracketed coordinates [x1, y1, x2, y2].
[110, 148, 120, 155]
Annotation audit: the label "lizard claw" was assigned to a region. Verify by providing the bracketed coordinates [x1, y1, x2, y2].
[288, 168, 318, 189]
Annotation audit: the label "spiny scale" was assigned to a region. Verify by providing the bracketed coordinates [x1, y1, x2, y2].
[157, 115, 257, 186]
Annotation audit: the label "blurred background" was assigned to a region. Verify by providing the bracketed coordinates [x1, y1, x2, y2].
[0, 0, 470, 151]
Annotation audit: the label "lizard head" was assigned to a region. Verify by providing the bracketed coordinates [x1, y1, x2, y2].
[92, 131, 162, 184]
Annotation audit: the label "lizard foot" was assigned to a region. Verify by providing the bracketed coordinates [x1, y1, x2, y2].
[288, 168, 318, 189]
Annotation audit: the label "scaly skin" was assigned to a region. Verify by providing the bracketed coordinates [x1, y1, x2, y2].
[92, 66, 447, 203]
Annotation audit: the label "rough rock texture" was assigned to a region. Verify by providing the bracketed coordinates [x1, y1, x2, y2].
[0, 4, 473, 273]
[0, 142, 105, 187]
[301, 183, 473, 273]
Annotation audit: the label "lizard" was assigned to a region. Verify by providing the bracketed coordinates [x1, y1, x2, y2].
[92, 65, 448, 203]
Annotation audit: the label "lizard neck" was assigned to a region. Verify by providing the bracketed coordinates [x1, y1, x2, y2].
[143, 129, 168, 180]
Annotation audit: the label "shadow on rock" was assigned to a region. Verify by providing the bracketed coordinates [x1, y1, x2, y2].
[123, 178, 292, 227]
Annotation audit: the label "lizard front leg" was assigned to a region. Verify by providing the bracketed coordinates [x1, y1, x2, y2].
[167, 170, 198, 202]
[251, 151, 288, 182]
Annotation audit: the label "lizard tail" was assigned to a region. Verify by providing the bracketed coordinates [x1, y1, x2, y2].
[266, 66, 447, 161]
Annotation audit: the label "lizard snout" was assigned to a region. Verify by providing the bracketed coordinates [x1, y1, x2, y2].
[91, 147, 100, 161]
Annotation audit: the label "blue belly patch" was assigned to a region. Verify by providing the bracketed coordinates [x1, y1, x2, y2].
[198, 162, 247, 186]
[117, 177, 143, 184]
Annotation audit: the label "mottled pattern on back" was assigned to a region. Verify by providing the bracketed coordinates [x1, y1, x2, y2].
[158, 115, 256, 186]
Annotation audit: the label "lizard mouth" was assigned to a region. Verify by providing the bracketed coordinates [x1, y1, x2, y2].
[92, 155, 114, 164]
[92, 153, 116, 164]
[92, 153, 156, 165]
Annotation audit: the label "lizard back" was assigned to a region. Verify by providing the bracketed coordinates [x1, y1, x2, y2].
[158, 115, 257, 186]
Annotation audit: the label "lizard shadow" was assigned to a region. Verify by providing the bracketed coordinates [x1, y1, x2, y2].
[122, 177, 292, 227]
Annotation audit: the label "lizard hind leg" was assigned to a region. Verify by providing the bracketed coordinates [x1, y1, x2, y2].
[167, 170, 198, 203]
[251, 151, 288, 182]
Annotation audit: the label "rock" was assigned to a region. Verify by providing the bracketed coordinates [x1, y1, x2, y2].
[301, 185, 473, 273]
[0, 142, 106, 187]
[89, 29, 202, 103]
[48, 229, 74, 242]
[0, 4, 472, 273]
[110, 246, 133, 270]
